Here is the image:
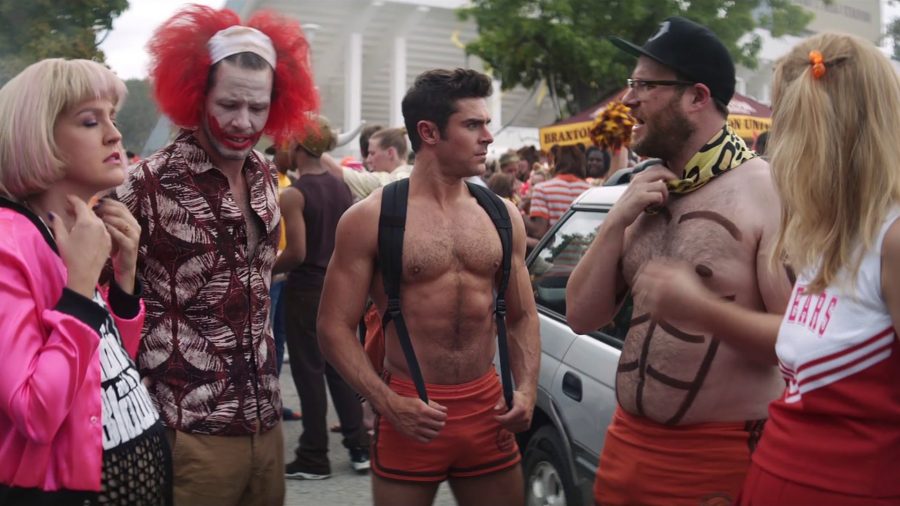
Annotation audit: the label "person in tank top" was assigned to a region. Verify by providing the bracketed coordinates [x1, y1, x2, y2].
[272, 116, 369, 480]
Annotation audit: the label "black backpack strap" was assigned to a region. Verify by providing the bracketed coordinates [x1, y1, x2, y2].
[0, 196, 59, 254]
[378, 179, 429, 403]
[465, 182, 514, 409]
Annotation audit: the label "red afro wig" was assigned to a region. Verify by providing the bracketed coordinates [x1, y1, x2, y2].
[147, 4, 318, 139]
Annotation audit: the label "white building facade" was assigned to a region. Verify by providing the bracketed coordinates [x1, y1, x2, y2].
[142, 0, 883, 154]
[223, 0, 556, 156]
[740, 0, 882, 104]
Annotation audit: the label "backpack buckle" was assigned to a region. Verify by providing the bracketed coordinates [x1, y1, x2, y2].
[386, 298, 402, 315]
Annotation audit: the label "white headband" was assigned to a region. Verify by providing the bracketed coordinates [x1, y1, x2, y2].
[208, 26, 277, 68]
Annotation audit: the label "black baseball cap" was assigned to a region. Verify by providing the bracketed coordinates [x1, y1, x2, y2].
[610, 16, 735, 106]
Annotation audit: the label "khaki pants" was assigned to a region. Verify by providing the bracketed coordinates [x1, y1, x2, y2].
[165, 423, 285, 506]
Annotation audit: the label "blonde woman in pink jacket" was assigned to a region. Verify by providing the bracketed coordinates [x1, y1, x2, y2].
[0, 59, 170, 505]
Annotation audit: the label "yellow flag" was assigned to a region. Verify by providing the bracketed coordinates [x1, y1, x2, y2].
[536, 81, 548, 106]
[450, 30, 465, 49]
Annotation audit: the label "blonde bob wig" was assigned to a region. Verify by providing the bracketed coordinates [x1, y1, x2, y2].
[0, 58, 126, 200]
[770, 33, 900, 293]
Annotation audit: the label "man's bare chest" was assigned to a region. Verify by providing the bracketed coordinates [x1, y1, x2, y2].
[402, 212, 501, 283]
[227, 177, 262, 248]
[622, 197, 756, 286]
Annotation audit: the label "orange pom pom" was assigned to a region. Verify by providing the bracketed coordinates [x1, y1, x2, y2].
[589, 101, 635, 152]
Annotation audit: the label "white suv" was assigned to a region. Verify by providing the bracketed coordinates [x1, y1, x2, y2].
[519, 185, 630, 506]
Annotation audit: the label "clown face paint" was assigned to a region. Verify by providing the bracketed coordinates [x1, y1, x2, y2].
[199, 60, 273, 162]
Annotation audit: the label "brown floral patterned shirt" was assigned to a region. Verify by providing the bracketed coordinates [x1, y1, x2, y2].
[113, 130, 281, 436]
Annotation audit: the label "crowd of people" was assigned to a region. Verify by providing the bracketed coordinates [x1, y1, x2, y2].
[0, 3, 897, 506]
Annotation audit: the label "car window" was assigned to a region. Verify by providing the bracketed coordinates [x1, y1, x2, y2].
[528, 208, 631, 342]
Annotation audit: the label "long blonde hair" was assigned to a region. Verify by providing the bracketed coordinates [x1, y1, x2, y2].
[770, 33, 900, 292]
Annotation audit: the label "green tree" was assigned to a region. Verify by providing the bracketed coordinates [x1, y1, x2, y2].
[118, 79, 158, 155]
[889, 19, 900, 59]
[459, 0, 817, 117]
[0, 0, 128, 84]
[886, 1, 900, 60]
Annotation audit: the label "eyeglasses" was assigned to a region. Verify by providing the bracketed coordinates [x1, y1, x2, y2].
[626, 78, 695, 93]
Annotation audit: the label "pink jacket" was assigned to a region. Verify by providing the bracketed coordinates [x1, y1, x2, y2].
[0, 208, 145, 492]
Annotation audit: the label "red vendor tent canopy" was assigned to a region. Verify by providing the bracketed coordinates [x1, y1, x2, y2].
[539, 88, 771, 151]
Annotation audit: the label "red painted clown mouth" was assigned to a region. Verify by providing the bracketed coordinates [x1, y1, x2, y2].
[221, 135, 256, 150]
[207, 112, 262, 151]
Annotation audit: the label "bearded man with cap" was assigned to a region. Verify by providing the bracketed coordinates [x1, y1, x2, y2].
[566, 17, 792, 505]
[110, 5, 317, 505]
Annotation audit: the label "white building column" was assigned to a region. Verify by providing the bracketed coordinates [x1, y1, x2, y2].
[491, 78, 502, 128]
[344, 32, 363, 131]
[735, 76, 747, 96]
[390, 36, 407, 128]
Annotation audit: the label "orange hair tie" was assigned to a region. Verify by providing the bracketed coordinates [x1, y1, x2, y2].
[809, 50, 826, 79]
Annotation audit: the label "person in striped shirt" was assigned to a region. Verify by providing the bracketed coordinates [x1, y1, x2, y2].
[525, 145, 591, 240]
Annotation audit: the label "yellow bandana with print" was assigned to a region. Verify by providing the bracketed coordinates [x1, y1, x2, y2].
[667, 125, 756, 194]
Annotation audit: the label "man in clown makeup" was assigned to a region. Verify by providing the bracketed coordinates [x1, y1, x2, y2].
[111, 5, 318, 505]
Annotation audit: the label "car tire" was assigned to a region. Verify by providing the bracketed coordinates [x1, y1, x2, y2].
[523, 425, 580, 506]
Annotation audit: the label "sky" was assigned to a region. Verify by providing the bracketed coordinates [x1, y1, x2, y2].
[100, 0, 225, 80]
[101, 0, 900, 81]
[98, 0, 468, 80]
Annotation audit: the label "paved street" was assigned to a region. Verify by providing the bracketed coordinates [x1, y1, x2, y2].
[280, 362, 457, 506]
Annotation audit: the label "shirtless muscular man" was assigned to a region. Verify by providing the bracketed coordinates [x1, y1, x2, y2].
[318, 68, 540, 506]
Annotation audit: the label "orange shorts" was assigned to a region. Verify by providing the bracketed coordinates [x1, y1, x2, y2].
[594, 407, 764, 506]
[371, 370, 521, 483]
[737, 463, 900, 506]
[363, 304, 385, 372]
